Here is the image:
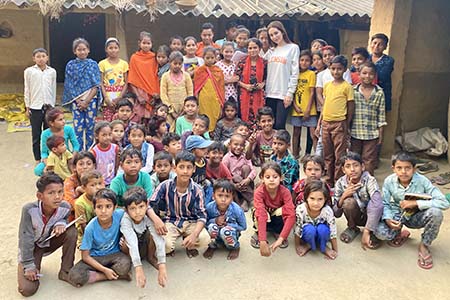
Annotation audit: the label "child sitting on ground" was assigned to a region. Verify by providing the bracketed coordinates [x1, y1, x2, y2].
[185, 135, 214, 205]
[222, 134, 256, 212]
[75, 170, 105, 247]
[91, 121, 119, 186]
[293, 154, 326, 205]
[125, 124, 155, 173]
[374, 152, 449, 269]
[110, 148, 153, 207]
[175, 96, 200, 135]
[150, 151, 176, 190]
[223, 120, 250, 152]
[333, 152, 383, 249]
[247, 106, 276, 166]
[68, 188, 131, 286]
[203, 179, 247, 260]
[294, 180, 338, 260]
[162, 132, 182, 158]
[206, 142, 232, 182]
[17, 173, 77, 297]
[181, 114, 211, 149]
[213, 100, 241, 142]
[120, 187, 167, 288]
[147, 115, 168, 153]
[148, 151, 211, 258]
[45, 135, 73, 180]
[110, 120, 125, 150]
[252, 162, 296, 256]
[270, 130, 299, 192]
[114, 98, 136, 147]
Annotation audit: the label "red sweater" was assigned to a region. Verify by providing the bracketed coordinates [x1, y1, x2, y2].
[254, 184, 295, 241]
[206, 162, 232, 181]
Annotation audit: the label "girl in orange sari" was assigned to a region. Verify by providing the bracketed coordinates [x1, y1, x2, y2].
[128, 31, 160, 124]
[194, 46, 225, 132]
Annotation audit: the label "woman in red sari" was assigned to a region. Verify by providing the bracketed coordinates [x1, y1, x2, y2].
[236, 38, 267, 124]
[128, 31, 160, 124]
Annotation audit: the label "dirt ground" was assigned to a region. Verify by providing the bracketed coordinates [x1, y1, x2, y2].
[1, 124, 450, 300]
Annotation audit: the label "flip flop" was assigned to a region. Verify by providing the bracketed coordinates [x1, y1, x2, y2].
[387, 230, 410, 247]
[417, 161, 439, 174]
[434, 172, 450, 185]
[417, 252, 433, 269]
[250, 233, 260, 249]
[369, 234, 381, 250]
[340, 227, 360, 243]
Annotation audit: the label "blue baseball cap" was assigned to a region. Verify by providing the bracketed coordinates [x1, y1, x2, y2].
[185, 135, 213, 151]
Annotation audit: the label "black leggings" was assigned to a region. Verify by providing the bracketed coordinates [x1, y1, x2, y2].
[266, 97, 291, 130]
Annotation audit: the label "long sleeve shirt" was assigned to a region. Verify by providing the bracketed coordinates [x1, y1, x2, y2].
[264, 43, 300, 99]
[253, 184, 295, 241]
[222, 151, 256, 180]
[333, 171, 383, 232]
[24, 64, 57, 109]
[206, 201, 247, 232]
[381, 173, 449, 220]
[148, 178, 207, 228]
[120, 213, 166, 267]
[270, 151, 299, 192]
[18, 201, 70, 271]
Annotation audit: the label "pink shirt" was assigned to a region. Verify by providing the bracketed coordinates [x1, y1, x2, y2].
[222, 152, 256, 180]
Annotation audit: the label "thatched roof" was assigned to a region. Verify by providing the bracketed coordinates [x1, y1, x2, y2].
[1, 0, 373, 20]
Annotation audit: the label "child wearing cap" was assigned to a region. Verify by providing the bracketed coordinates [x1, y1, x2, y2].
[185, 135, 214, 205]
[98, 37, 129, 122]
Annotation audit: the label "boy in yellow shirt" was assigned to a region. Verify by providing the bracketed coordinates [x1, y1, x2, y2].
[45, 135, 73, 180]
[316, 55, 354, 185]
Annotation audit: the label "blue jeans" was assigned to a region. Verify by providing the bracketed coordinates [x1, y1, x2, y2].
[207, 224, 240, 249]
[301, 223, 330, 253]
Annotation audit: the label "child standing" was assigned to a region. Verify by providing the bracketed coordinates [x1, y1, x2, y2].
[175, 96, 200, 135]
[121, 187, 167, 288]
[195, 23, 221, 57]
[162, 132, 182, 158]
[17, 174, 77, 297]
[62, 38, 101, 151]
[110, 148, 153, 207]
[45, 135, 73, 180]
[125, 124, 155, 173]
[91, 121, 119, 185]
[128, 31, 160, 123]
[246, 106, 276, 166]
[333, 152, 383, 249]
[194, 47, 225, 132]
[222, 134, 256, 211]
[235, 27, 250, 53]
[350, 47, 376, 85]
[156, 45, 170, 80]
[203, 180, 247, 260]
[75, 170, 105, 246]
[291, 50, 317, 158]
[150, 151, 176, 190]
[169, 35, 184, 52]
[115, 98, 136, 146]
[317, 55, 354, 185]
[350, 62, 386, 175]
[148, 151, 211, 257]
[374, 152, 449, 269]
[293, 155, 326, 205]
[24, 48, 56, 164]
[185, 135, 214, 205]
[68, 189, 131, 286]
[184, 36, 204, 77]
[236, 38, 267, 124]
[294, 180, 338, 260]
[270, 130, 299, 192]
[213, 101, 241, 142]
[206, 142, 232, 182]
[216, 42, 238, 102]
[98, 37, 129, 122]
[252, 162, 296, 256]
[160, 51, 194, 128]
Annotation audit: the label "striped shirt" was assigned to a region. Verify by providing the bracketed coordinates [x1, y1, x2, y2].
[351, 84, 387, 140]
[148, 178, 207, 228]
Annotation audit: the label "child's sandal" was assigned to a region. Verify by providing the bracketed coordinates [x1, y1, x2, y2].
[250, 233, 260, 249]
[417, 252, 433, 269]
[340, 227, 360, 243]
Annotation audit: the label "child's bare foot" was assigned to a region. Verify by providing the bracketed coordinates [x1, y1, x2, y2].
[295, 244, 311, 257]
[324, 247, 338, 260]
[227, 248, 240, 260]
[186, 248, 199, 258]
[119, 271, 132, 281]
[166, 250, 175, 257]
[203, 247, 216, 259]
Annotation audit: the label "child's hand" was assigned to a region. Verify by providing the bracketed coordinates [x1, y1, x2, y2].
[259, 241, 271, 257]
[248, 132, 257, 144]
[158, 264, 167, 288]
[314, 125, 321, 138]
[24, 268, 39, 281]
[216, 215, 226, 226]
[324, 248, 338, 260]
[182, 233, 197, 249]
[283, 95, 293, 108]
[340, 183, 362, 204]
[52, 224, 66, 237]
[270, 237, 284, 253]
[303, 110, 310, 120]
[386, 219, 402, 231]
[154, 218, 168, 235]
[75, 186, 85, 196]
[293, 103, 302, 114]
[25, 107, 31, 119]
[135, 266, 146, 288]
[400, 200, 417, 210]
[103, 267, 119, 280]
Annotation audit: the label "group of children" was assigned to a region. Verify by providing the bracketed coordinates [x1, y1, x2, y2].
[18, 21, 448, 297]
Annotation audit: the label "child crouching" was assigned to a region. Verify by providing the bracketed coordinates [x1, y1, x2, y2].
[204, 179, 247, 260]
